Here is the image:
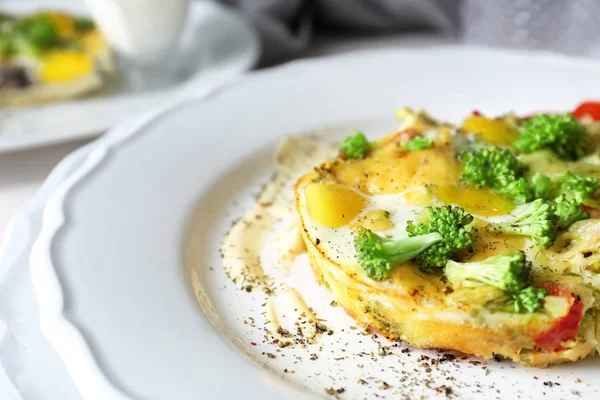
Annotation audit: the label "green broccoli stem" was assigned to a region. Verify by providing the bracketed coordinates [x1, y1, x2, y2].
[486, 199, 557, 248]
[444, 253, 528, 294]
[376, 232, 443, 266]
[354, 228, 442, 280]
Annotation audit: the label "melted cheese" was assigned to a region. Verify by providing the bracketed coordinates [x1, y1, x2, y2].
[431, 183, 515, 217]
[462, 115, 519, 146]
[330, 144, 460, 195]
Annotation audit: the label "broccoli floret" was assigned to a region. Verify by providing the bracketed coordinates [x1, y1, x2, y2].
[558, 171, 599, 202]
[74, 18, 95, 33]
[353, 227, 443, 280]
[460, 146, 525, 188]
[552, 193, 589, 229]
[499, 177, 533, 204]
[486, 199, 558, 248]
[406, 206, 477, 271]
[403, 136, 433, 151]
[513, 113, 590, 160]
[530, 172, 552, 200]
[460, 146, 532, 203]
[514, 286, 547, 313]
[0, 33, 12, 58]
[445, 253, 546, 313]
[445, 253, 528, 293]
[341, 131, 371, 159]
[12, 15, 58, 50]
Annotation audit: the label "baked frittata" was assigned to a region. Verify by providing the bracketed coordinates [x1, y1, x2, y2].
[0, 10, 113, 106]
[295, 105, 600, 367]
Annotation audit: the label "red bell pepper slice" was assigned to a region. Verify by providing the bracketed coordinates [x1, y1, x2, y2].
[534, 282, 584, 351]
[583, 205, 600, 218]
[573, 101, 600, 121]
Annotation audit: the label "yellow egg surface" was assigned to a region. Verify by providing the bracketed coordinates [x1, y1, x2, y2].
[39, 50, 94, 83]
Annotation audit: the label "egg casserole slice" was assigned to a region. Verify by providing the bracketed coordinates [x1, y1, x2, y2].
[0, 11, 114, 106]
[295, 107, 600, 367]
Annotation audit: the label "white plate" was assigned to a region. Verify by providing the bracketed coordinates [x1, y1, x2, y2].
[0, 0, 259, 153]
[30, 47, 600, 399]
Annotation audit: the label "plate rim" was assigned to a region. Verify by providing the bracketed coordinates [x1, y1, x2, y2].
[28, 45, 600, 399]
[0, 140, 99, 400]
[29, 96, 198, 400]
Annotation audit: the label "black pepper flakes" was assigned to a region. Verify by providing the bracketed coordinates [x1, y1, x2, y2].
[440, 353, 456, 363]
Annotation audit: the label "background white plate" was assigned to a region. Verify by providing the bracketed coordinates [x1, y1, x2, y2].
[31, 47, 600, 399]
[0, 143, 94, 400]
[0, 0, 259, 153]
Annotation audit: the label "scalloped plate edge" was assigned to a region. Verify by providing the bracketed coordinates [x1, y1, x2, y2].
[0, 142, 97, 399]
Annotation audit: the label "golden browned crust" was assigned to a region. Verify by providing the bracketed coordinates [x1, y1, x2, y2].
[295, 173, 596, 367]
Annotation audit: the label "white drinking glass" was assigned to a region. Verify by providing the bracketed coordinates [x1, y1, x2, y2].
[84, 0, 192, 90]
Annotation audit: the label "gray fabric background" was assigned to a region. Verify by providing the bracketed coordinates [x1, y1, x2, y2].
[218, 0, 600, 64]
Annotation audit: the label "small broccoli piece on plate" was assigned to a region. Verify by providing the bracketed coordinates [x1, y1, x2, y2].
[513, 113, 590, 160]
[353, 227, 442, 280]
[530, 172, 552, 200]
[445, 253, 547, 313]
[459, 146, 532, 203]
[460, 146, 526, 188]
[500, 177, 533, 204]
[558, 171, 599, 202]
[445, 253, 528, 293]
[486, 199, 558, 248]
[403, 136, 433, 151]
[514, 286, 547, 313]
[552, 193, 590, 229]
[406, 205, 477, 272]
[341, 131, 371, 159]
[12, 15, 59, 54]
